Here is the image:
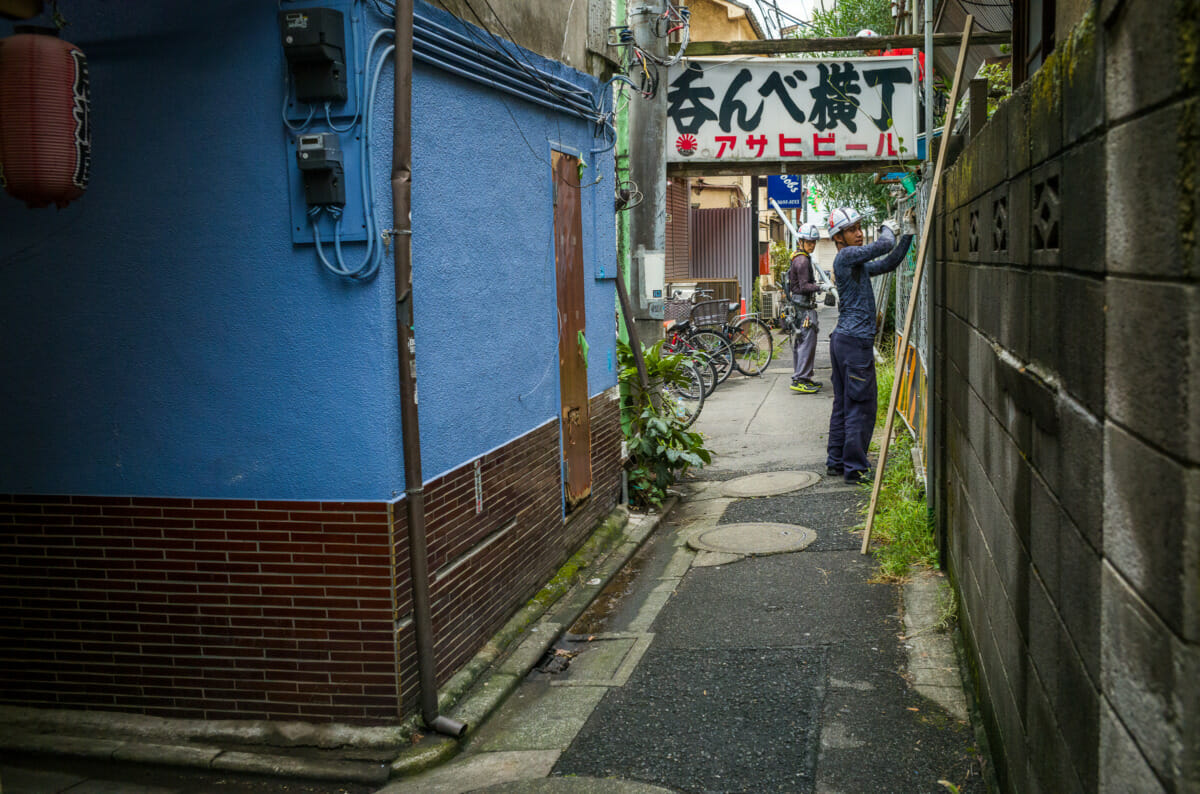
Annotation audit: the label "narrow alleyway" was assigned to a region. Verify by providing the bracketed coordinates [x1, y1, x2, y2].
[0, 309, 988, 794]
[380, 306, 989, 794]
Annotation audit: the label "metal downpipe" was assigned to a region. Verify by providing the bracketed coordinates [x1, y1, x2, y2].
[391, 0, 467, 740]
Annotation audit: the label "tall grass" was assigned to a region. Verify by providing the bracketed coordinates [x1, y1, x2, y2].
[861, 356, 937, 581]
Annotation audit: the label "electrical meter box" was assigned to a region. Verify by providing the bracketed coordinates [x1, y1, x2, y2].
[296, 132, 345, 207]
[279, 7, 348, 103]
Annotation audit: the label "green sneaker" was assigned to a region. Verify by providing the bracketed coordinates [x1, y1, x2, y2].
[790, 380, 819, 394]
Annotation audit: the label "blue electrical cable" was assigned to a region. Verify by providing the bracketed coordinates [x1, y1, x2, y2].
[324, 101, 360, 133]
[282, 77, 315, 132]
[307, 28, 395, 282]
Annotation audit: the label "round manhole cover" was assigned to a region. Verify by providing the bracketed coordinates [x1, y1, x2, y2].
[688, 522, 817, 556]
[720, 470, 820, 498]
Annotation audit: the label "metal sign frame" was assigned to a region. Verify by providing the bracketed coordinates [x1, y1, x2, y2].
[665, 56, 919, 169]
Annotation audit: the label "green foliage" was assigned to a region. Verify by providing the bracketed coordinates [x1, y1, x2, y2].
[801, 0, 894, 49]
[812, 173, 892, 220]
[860, 357, 936, 581]
[979, 60, 1012, 117]
[617, 340, 713, 509]
[792, 0, 896, 221]
[769, 240, 793, 287]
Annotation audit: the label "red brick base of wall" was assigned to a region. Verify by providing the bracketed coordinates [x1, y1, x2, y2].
[0, 388, 623, 723]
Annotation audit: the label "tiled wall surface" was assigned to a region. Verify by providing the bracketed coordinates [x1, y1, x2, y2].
[0, 388, 623, 723]
[932, 4, 1199, 792]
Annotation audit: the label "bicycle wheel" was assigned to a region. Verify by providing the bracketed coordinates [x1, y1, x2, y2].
[662, 360, 704, 429]
[688, 330, 734, 385]
[730, 317, 774, 376]
[664, 333, 716, 396]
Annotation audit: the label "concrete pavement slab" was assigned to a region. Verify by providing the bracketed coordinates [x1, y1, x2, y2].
[472, 684, 608, 753]
[498, 625, 563, 677]
[0, 766, 87, 794]
[211, 751, 389, 784]
[0, 734, 123, 760]
[552, 634, 653, 688]
[473, 778, 675, 793]
[451, 673, 522, 731]
[375, 750, 561, 794]
[552, 636, 635, 683]
[57, 781, 177, 794]
[111, 743, 221, 768]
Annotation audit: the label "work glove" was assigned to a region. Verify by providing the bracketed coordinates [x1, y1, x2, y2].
[901, 208, 918, 236]
[881, 219, 900, 236]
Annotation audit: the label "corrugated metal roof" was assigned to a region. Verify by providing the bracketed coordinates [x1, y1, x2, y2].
[932, 0, 1012, 84]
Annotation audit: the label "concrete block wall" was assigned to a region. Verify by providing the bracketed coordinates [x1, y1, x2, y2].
[931, 2, 1199, 790]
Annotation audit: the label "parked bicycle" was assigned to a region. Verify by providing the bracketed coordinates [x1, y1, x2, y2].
[685, 290, 775, 377]
[662, 301, 734, 391]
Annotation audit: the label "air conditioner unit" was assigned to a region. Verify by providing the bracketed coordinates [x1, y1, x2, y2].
[760, 290, 780, 320]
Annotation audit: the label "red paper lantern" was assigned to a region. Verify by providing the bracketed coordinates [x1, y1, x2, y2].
[0, 27, 91, 209]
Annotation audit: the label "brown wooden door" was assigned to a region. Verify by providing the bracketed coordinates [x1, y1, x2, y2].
[552, 150, 591, 509]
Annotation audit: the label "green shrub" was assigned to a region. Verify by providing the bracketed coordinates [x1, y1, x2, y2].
[617, 340, 713, 509]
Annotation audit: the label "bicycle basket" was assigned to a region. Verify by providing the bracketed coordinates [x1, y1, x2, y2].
[664, 298, 692, 322]
[689, 299, 731, 327]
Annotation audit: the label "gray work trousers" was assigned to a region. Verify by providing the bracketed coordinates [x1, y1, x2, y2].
[791, 307, 819, 381]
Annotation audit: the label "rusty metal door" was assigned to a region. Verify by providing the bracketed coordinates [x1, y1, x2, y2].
[552, 151, 591, 509]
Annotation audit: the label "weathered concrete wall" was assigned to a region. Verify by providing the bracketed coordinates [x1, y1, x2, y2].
[433, 0, 616, 76]
[687, 0, 761, 43]
[931, 1, 1200, 791]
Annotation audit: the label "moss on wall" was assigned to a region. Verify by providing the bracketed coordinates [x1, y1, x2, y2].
[1178, 0, 1200, 268]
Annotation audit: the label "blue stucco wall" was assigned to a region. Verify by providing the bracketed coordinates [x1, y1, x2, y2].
[0, 1, 616, 499]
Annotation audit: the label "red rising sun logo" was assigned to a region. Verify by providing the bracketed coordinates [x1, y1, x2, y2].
[675, 134, 698, 156]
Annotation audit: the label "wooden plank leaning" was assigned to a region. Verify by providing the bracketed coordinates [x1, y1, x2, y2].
[860, 16, 975, 556]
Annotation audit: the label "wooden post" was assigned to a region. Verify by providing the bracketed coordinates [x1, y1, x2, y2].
[861, 16, 975, 556]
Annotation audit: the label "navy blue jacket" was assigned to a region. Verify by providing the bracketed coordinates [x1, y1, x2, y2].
[831, 227, 914, 340]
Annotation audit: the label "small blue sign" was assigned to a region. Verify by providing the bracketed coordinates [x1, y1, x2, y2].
[767, 175, 804, 208]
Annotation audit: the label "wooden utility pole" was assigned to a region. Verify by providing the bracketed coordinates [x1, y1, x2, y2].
[627, 0, 668, 344]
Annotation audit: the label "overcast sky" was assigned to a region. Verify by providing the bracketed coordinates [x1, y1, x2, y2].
[756, 0, 831, 34]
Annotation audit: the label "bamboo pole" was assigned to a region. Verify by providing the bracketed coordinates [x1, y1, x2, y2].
[861, 16, 975, 556]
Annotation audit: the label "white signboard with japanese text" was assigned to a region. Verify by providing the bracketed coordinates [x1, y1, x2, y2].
[665, 57, 919, 164]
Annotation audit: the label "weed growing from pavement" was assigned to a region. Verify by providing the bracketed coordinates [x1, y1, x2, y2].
[859, 355, 937, 581]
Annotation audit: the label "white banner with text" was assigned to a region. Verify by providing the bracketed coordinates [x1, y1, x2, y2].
[666, 56, 919, 164]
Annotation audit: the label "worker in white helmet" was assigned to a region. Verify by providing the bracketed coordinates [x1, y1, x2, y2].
[788, 223, 824, 394]
[824, 206, 915, 484]
[856, 28, 883, 56]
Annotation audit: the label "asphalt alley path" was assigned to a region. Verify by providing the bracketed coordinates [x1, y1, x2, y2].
[382, 308, 988, 793]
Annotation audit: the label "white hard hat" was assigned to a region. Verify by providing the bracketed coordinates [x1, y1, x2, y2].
[798, 223, 821, 241]
[856, 28, 878, 37]
[827, 207, 862, 236]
